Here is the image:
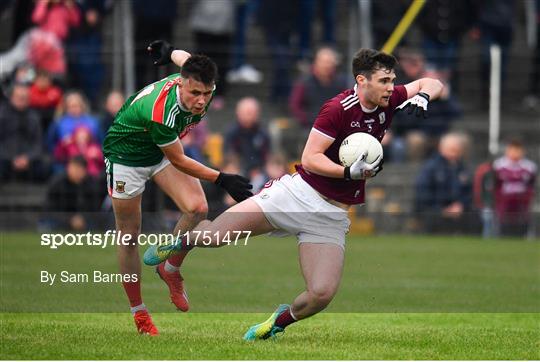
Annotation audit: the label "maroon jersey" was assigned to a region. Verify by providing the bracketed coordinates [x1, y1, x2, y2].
[493, 156, 537, 222]
[297, 84, 408, 204]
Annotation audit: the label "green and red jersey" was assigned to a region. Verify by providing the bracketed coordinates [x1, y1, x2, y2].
[103, 73, 212, 167]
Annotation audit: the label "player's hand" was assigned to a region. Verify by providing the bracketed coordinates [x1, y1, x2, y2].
[147, 40, 175, 66]
[215, 172, 253, 202]
[396, 92, 430, 118]
[346, 152, 383, 180]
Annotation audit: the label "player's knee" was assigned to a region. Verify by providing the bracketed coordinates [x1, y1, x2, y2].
[309, 285, 336, 308]
[185, 200, 208, 221]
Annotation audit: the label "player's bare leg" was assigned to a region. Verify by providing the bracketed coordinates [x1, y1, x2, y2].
[243, 242, 344, 340]
[113, 195, 158, 335]
[152, 164, 208, 311]
[172, 198, 275, 249]
[143, 198, 275, 265]
[153, 164, 208, 262]
[188, 199, 275, 245]
[291, 243, 344, 318]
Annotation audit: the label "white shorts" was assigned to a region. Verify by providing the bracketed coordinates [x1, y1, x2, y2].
[251, 174, 350, 248]
[105, 157, 170, 199]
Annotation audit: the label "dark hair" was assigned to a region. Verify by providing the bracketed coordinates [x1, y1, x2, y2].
[352, 49, 397, 79]
[507, 138, 524, 149]
[181, 54, 218, 85]
[7, 82, 29, 97]
[69, 155, 88, 168]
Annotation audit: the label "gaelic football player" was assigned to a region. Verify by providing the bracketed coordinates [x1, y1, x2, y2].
[102, 40, 253, 335]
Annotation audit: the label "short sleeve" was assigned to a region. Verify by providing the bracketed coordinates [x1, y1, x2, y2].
[148, 122, 179, 147]
[312, 100, 343, 140]
[390, 85, 408, 109]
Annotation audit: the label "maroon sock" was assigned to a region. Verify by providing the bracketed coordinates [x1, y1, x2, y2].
[177, 235, 195, 251]
[122, 280, 142, 307]
[274, 307, 297, 329]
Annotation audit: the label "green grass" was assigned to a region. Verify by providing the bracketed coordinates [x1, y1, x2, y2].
[1, 232, 539, 359]
[1, 313, 538, 359]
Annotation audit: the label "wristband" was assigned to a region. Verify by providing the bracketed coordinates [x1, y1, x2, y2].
[214, 172, 223, 185]
[418, 92, 430, 101]
[344, 167, 351, 181]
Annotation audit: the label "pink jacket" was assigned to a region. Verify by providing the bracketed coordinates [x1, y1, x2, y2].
[32, 0, 81, 40]
[54, 126, 104, 177]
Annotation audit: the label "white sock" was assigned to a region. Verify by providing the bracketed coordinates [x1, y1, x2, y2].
[164, 260, 179, 273]
[289, 306, 298, 320]
[130, 303, 146, 314]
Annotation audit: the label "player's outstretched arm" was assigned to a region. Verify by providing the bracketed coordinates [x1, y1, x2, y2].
[161, 141, 253, 202]
[147, 40, 191, 67]
[171, 49, 191, 67]
[396, 78, 444, 117]
[404, 77, 444, 101]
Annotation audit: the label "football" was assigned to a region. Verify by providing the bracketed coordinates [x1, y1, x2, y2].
[339, 132, 383, 167]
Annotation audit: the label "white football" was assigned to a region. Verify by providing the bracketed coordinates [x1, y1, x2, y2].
[339, 132, 383, 167]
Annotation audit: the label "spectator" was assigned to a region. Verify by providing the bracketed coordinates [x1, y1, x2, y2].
[289, 46, 349, 129]
[32, 0, 81, 41]
[53, 125, 104, 177]
[251, 153, 289, 193]
[0, 83, 48, 182]
[298, 0, 336, 62]
[414, 133, 474, 233]
[472, 0, 515, 105]
[418, 0, 475, 89]
[371, 0, 409, 49]
[11, 63, 36, 85]
[224, 97, 271, 175]
[180, 119, 209, 164]
[190, 0, 235, 107]
[0, 0, 80, 79]
[66, 0, 109, 106]
[29, 69, 63, 129]
[380, 129, 406, 163]
[99, 90, 124, 139]
[493, 140, 537, 237]
[226, 0, 263, 84]
[47, 90, 100, 152]
[132, 0, 177, 90]
[43, 155, 103, 231]
[258, 0, 301, 103]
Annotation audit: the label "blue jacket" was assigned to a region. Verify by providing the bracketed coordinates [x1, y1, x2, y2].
[414, 153, 472, 213]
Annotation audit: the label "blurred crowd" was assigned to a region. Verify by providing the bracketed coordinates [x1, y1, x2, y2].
[0, 0, 537, 237]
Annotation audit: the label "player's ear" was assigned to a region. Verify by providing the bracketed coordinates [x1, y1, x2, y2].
[356, 74, 367, 87]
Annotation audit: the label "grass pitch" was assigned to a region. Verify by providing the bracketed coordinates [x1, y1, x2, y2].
[1, 313, 538, 360]
[1, 232, 539, 359]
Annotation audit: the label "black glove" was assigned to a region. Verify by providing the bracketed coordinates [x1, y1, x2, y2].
[215, 172, 253, 203]
[147, 40, 175, 66]
[395, 92, 430, 118]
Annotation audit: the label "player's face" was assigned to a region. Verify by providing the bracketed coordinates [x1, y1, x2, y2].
[178, 77, 214, 115]
[358, 69, 396, 108]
